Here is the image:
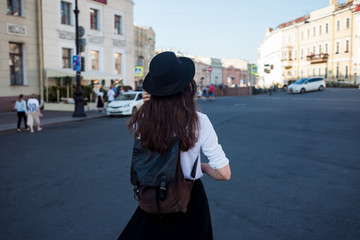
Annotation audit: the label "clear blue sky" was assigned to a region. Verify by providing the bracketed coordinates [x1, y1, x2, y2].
[134, 0, 333, 63]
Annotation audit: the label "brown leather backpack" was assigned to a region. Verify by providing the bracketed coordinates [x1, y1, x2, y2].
[130, 138, 197, 214]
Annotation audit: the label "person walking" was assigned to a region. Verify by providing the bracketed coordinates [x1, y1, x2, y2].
[96, 88, 104, 112]
[201, 85, 208, 101]
[208, 84, 215, 101]
[107, 86, 115, 103]
[118, 51, 231, 240]
[27, 94, 42, 133]
[14, 94, 29, 132]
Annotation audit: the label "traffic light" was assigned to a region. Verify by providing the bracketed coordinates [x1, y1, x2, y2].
[81, 56, 85, 72]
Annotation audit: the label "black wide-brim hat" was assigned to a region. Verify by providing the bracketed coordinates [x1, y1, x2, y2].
[143, 51, 195, 96]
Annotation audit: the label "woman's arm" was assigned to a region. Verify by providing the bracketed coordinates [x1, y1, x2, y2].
[201, 163, 231, 181]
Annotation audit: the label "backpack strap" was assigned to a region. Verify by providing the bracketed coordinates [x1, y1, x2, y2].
[190, 156, 199, 180]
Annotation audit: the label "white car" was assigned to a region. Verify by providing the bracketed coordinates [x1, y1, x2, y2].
[287, 77, 326, 94]
[106, 91, 144, 116]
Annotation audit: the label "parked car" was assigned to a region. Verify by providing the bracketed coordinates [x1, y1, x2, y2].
[287, 77, 326, 93]
[106, 91, 143, 116]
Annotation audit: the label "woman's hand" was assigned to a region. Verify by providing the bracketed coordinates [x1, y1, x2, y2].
[143, 91, 151, 102]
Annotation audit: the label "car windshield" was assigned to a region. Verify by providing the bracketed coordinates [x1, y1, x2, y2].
[294, 79, 308, 84]
[116, 94, 136, 101]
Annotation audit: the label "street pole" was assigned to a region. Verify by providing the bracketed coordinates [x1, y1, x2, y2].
[73, 0, 86, 117]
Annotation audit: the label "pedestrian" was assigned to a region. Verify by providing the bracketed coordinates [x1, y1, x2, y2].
[14, 94, 29, 132]
[118, 51, 231, 240]
[107, 86, 115, 103]
[96, 88, 104, 112]
[27, 94, 42, 133]
[201, 85, 207, 101]
[208, 84, 215, 101]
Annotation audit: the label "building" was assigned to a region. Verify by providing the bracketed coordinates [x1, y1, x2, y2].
[0, 0, 41, 112]
[258, 0, 360, 86]
[42, 0, 135, 97]
[133, 25, 155, 88]
[222, 59, 250, 86]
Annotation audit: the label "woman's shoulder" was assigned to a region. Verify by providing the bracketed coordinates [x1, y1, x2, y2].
[196, 111, 210, 124]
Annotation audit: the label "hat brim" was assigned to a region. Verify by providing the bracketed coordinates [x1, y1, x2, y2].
[143, 57, 195, 97]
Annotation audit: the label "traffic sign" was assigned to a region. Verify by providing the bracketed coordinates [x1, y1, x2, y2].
[134, 66, 143, 77]
[208, 66, 213, 72]
[251, 65, 257, 75]
[72, 55, 81, 71]
[328, 70, 333, 77]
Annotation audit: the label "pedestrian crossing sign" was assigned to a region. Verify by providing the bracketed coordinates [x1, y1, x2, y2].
[134, 66, 143, 77]
[328, 70, 333, 77]
[251, 65, 257, 75]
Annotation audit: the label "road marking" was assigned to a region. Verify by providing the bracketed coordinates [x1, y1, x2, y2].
[234, 103, 246, 106]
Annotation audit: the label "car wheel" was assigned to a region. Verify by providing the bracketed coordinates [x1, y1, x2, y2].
[300, 88, 305, 94]
[319, 85, 324, 91]
[132, 107, 137, 115]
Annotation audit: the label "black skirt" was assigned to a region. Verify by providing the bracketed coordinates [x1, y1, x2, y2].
[118, 179, 213, 240]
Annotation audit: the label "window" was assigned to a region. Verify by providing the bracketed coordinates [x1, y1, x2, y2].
[326, 23, 329, 33]
[336, 42, 340, 54]
[313, 27, 316, 36]
[346, 18, 350, 29]
[114, 15, 122, 34]
[61, 1, 71, 25]
[336, 66, 339, 78]
[312, 69, 315, 76]
[307, 29, 310, 38]
[7, 0, 22, 16]
[319, 45, 322, 54]
[62, 48, 72, 68]
[337, 20, 340, 31]
[114, 53, 121, 74]
[301, 49, 304, 59]
[90, 8, 99, 30]
[289, 51, 292, 60]
[313, 46, 316, 55]
[345, 40, 349, 53]
[318, 68, 321, 76]
[301, 31, 304, 40]
[9, 42, 24, 85]
[325, 43, 328, 54]
[91, 50, 99, 70]
[319, 25, 322, 35]
[345, 66, 348, 78]
[294, 50, 297, 60]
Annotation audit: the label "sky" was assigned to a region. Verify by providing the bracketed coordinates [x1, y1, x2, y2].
[133, 0, 336, 63]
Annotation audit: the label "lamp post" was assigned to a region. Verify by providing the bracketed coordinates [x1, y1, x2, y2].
[73, 0, 86, 117]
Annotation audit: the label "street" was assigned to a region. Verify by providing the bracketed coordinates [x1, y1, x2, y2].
[1, 88, 360, 240]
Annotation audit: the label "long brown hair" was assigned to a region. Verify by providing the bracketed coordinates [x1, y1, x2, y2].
[129, 79, 199, 154]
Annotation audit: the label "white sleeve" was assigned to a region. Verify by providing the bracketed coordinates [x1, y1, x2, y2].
[200, 114, 229, 169]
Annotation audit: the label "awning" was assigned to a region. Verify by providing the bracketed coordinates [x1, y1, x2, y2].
[45, 68, 122, 80]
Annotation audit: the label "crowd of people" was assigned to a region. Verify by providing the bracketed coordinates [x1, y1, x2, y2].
[14, 94, 42, 133]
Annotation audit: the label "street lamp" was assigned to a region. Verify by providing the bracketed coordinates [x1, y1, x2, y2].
[73, 0, 86, 117]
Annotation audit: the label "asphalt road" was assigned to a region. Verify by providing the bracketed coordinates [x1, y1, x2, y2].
[1, 88, 359, 240]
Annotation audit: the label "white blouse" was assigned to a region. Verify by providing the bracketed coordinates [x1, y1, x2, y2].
[181, 112, 229, 179]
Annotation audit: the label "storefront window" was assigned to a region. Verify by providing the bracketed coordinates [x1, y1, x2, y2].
[9, 42, 24, 85]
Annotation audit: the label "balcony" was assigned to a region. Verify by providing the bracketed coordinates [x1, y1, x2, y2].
[281, 58, 293, 69]
[306, 53, 328, 64]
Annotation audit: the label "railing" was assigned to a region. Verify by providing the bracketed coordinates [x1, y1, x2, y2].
[306, 53, 329, 63]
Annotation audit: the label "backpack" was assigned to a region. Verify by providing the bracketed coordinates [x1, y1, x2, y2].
[130, 138, 198, 214]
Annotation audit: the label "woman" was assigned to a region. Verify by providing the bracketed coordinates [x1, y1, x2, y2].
[14, 94, 29, 132]
[118, 52, 231, 240]
[96, 88, 104, 112]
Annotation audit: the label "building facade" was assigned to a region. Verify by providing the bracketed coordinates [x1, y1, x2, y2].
[0, 0, 41, 112]
[42, 0, 135, 89]
[258, 0, 360, 86]
[134, 25, 155, 88]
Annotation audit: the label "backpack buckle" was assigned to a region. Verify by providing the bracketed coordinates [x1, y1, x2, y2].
[159, 176, 167, 201]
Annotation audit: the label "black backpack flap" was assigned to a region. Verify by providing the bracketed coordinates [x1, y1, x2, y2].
[130, 138, 179, 188]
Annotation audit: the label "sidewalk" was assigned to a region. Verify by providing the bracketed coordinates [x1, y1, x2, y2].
[0, 110, 107, 133]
